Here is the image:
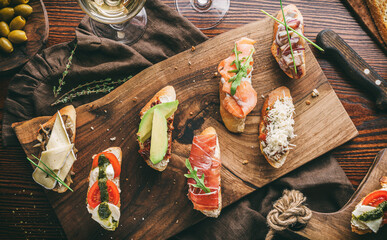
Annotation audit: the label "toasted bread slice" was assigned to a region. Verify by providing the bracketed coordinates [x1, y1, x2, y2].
[259, 87, 294, 168]
[35, 105, 77, 193]
[138, 86, 176, 171]
[366, 0, 387, 45]
[271, 4, 306, 79]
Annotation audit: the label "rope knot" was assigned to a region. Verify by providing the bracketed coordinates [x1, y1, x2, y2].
[265, 189, 312, 240]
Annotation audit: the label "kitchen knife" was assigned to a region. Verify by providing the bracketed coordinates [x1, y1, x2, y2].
[316, 29, 387, 111]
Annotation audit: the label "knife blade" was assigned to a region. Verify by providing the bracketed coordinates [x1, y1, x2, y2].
[316, 29, 387, 111]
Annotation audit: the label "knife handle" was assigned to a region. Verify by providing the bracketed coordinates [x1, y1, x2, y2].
[316, 29, 387, 111]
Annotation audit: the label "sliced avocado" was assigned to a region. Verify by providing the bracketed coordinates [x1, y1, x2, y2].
[149, 109, 168, 165]
[137, 100, 178, 143]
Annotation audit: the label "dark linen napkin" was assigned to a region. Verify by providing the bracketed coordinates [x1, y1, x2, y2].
[2, 1, 356, 239]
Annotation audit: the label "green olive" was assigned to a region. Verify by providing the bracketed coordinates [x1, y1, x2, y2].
[0, 37, 13, 53]
[0, 0, 10, 8]
[10, 0, 28, 5]
[9, 15, 25, 30]
[0, 21, 10, 37]
[14, 4, 33, 18]
[8, 29, 26, 43]
[0, 7, 15, 22]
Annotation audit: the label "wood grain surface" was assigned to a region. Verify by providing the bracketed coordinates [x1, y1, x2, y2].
[343, 0, 387, 52]
[0, 0, 49, 73]
[294, 148, 387, 239]
[11, 17, 357, 239]
[0, 0, 386, 239]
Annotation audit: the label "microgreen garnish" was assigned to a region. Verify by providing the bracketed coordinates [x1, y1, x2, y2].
[184, 159, 210, 193]
[227, 43, 254, 95]
[279, 0, 297, 75]
[260, 10, 324, 52]
[27, 154, 73, 192]
[53, 43, 77, 98]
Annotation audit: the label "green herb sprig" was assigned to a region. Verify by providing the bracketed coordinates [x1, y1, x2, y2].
[27, 154, 73, 192]
[227, 43, 254, 96]
[51, 75, 132, 106]
[260, 10, 324, 52]
[280, 0, 297, 75]
[53, 43, 77, 97]
[184, 159, 210, 193]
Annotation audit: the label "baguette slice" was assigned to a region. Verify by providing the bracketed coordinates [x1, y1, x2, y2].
[36, 105, 77, 193]
[271, 4, 306, 79]
[87, 147, 122, 231]
[351, 176, 387, 235]
[138, 86, 176, 171]
[259, 86, 295, 168]
[366, 0, 387, 45]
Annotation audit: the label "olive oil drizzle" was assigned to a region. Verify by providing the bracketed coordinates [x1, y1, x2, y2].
[97, 154, 112, 220]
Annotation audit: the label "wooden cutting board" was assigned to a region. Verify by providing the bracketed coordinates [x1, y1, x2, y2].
[12, 17, 358, 239]
[293, 148, 387, 240]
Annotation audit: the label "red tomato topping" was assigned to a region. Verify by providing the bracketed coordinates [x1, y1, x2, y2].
[259, 133, 266, 141]
[92, 152, 121, 178]
[363, 190, 387, 207]
[87, 180, 120, 209]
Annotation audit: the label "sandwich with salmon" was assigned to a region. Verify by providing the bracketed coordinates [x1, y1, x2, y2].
[218, 37, 258, 133]
[259, 86, 295, 168]
[184, 127, 222, 218]
[351, 176, 387, 235]
[271, 4, 306, 79]
[87, 147, 122, 231]
[32, 105, 77, 193]
[137, 86, 179, 171]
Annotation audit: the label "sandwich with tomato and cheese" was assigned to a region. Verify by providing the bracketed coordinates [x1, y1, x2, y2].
[87, 147, 122, 231]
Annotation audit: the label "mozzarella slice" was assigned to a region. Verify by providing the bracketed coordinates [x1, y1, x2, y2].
[89, 164, 115, 186]
[352, 205, 383, 233]
[90, 203, 120, 231]
[40, 144, 73, 170]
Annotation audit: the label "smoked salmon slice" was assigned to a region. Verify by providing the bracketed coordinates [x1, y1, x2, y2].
[186, 127, 221, 217]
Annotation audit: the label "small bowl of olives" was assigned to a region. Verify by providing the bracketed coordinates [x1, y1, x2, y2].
[0, 0, 48, 73]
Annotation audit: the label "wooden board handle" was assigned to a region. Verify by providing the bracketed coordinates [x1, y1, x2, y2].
[316, 29, 387, 111]
[294, 148, 387, 239]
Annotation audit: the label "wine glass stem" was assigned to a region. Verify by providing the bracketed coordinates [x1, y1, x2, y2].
[191, 0, 212, 11]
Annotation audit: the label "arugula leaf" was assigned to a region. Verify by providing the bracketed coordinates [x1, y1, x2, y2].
[184, 159, 211, 193]
[280, 0, 297, 75]
[227, 44, 254, 96]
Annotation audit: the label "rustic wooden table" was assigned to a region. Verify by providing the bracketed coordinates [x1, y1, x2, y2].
[0, 0, 386, 239]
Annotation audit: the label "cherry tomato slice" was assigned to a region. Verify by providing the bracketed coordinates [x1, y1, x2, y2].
[363, 190, 387, 207]
[92, 152, 121, 178]
[87, 180, 120, 209]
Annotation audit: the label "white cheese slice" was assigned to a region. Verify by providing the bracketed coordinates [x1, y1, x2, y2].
[32, 163, 59, 190]
[56, 150, 76, 184]
[46, 111, 72, 150]
[40, 144, 73, 170]
[89, 164, 115, 187]
[352, 205, 383, 233]
[91, 203, 120, 231]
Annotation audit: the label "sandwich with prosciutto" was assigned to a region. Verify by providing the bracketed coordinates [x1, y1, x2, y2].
[137, 86, 179, 171]
[271, 4, 306, 79]
[351, 176, 387, 234]
[218, 37, 258, 133]
[87, 147, 122, 231]
[184, 127, 222, 218]
[31, 105, 77, 193]
[259, 86, 295, 168]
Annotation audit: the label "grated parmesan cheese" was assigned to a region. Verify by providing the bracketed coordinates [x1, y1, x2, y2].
[262, 93, 296, 162]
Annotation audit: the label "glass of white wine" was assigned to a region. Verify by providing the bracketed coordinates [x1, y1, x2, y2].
[175, 0, 230, 30]
[78, 0, 147, 45]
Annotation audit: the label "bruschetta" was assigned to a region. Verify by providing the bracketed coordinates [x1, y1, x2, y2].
[259, 86, 295, 168]
[218, 37, 258, 133]
[32, 105, 77, 193]
[137, 86, 179, 171]
[185, 127, 222, 218]
[271, 4, 306, 79]
[87, 147, 122, 231]
[351, 176, 387, 235]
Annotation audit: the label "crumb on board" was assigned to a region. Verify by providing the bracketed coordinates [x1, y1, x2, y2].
[189, 111, 193, 115]
[242, 160, 249, 165]
[110, 137, 116, 141]
[306, 100, 311, 105]
[133, 97, 138, 102]
[104, 110, 107, 113]
[90, 126, 94, 131]
[106, 128, 110, 132]
[261, 95, 265, 99]
[311, 89, 319, 97]
[191, 46, 196, 52]
[188, 61, 191, 65]
[174, 66, 177, 70]
[176, 220, 179, 224]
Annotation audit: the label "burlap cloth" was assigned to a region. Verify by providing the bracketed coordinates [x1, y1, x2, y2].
[2, 0, 355, 239]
